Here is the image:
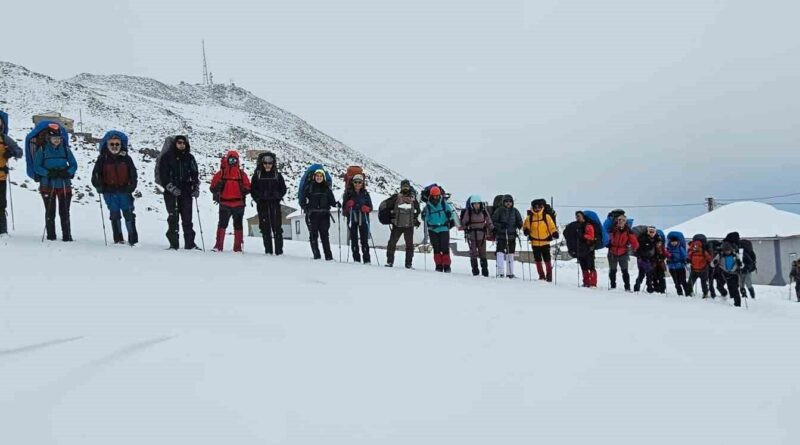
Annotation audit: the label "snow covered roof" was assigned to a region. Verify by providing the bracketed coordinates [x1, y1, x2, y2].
[287, 191, 393, 219]
[667, 201, 800, 239]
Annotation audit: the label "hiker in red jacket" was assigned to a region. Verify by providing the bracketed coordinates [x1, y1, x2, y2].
[607, 215, 639, 291]
[210, 150, 251, 252]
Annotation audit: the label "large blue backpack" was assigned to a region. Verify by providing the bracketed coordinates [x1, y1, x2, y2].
[583, 210, 605, 250]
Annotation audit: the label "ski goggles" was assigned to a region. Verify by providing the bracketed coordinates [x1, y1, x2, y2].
[227, 157, 239, 166]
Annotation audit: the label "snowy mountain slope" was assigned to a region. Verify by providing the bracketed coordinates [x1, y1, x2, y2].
[0, 61, 407, 213]
[2, 186, 800, 444]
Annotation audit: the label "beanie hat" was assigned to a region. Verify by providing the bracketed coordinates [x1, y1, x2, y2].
[353, 174, 365, 182]
[429, 186, 442, 197]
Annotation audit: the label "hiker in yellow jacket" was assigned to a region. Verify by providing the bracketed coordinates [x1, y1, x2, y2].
[523, 198, 559, 282]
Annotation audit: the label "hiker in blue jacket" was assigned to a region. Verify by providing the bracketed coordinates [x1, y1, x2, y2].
[342, 174, 374, 264]
[666, 232, 692, 296]
[91, 131, 138, 245]
[421, 186, 456, 272]
[32, 123, 78, 241]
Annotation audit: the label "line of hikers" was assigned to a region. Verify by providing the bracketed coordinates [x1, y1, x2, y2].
[0, 117, 772, 307]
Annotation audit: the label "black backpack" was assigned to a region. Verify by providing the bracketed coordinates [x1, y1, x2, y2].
[420, 183, 448, 204]
[378, 195, 398, 225]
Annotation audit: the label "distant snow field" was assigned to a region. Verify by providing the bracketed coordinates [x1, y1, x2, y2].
[2, 177, 800, 445]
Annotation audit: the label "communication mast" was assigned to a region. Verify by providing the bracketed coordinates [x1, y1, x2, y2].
[202, 40, 213, 86]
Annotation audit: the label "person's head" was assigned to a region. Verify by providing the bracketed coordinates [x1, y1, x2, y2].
[400, 179, 411, 193]
[575, 211, 586, 223]
[647, 226, 657, 238]
[47, 124, 62, 147]
[314, 169, 325, 184]
[472, 202, 481, 211]
[174, 136, 188, 151]
[352, 174, 364, 190]
[470, 195, 483, 211]
[670, 239, 678, 247]
[429, 186, 441, 202]
[616, 215, 627, 227]
[531, 200, 545, 212]
[107, 136, 123, 154]
[503, 195, 513, 208]
[722, 242, 734, 254]
[226, 154, 238, 168]
[656, 239, 663, 248]
[261, 154, 275, 171]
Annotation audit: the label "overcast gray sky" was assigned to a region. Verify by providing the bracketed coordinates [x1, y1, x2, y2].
[3, 0, 799, 226]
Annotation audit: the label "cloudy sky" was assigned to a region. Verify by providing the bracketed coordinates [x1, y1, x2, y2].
[3, 0, 798, 226]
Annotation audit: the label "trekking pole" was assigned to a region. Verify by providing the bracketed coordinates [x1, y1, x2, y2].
[194, 196, 206, 251]
[423, 219, 429, 271]
[337, 205, 342, 262]
[41, 186, 56, 243]
[345, 210, 351, 263]
[98, 194, 108, 246]
[517, 234, 525, 281]
[365, 214, 381, 266]
[7, 168, 15, 231]
[525, 236, 533, 283]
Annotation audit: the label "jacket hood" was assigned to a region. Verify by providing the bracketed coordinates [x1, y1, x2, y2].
[257, 151, 278, 171]
[220, 150, 241, 172]
[531, 198, 547, 209]
[0, 110, 8, 136]
[99, 130, 129, 153]
[667, 231, 686, 245]
[171, 135, 191, 152]
[502, 194, 514, 205]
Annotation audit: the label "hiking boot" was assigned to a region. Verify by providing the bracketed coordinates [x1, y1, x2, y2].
[480, 258, 489, 277]
[405, 264, 413, 269]
[385, 263, 393, 268]
[471, 258, 479, 276]
[507, 274, 515, 279]
[233, 230, 244, 253]
[213, 228, 225, 252]
[435, 265, 444, 272]
[443, 265, 451, 273]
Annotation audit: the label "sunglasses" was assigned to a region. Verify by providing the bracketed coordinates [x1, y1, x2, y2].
[353, 180, 363, 184]
[176, 141, 186, 145]
[108, 143, 121, 148]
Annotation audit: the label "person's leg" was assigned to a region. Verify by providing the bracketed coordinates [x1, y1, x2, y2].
[670, 269, 683, 295]
[180, 195, 196, 249]
[270, 202, 284, 255]
[257, 201, 273, 254]
[41, 188, 57, 240]
[430, 231, 444, 271]
[386, 227, 402, 266]
[533, 246, 546, 280]
[214, 205, 231, 251]
[0, 180, 7, 234]
[588, 251, 597, 287]
[479, 239, 489, 277]
[440, 231, 452, 272]
[358, 222, 370, 262]
[232, 207, 244, 252]
[620, 254, 631, 291]
[320, 214, 333, 260]
[163, 193, 179, 248]
[403, 227, 414, 267]
[468, 238, 480, 275]
[57, 188, 73, 241]
[607, 253, 619, 288]
[496, 238, 507, 277]
[349, 221, 361, 262]
[727, 274, 741, 307]
[308, 214, 322, 259]
[635, 259, 647, 292]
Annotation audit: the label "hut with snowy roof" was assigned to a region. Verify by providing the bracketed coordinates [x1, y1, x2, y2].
[667, 202, 800, 286]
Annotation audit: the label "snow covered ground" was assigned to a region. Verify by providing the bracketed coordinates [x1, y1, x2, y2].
[3, 185, 800, 444]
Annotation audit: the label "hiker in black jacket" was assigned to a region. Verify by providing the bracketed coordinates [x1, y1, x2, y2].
[250, 152, 287, 255]
[300, 169, 337, 260]
[158, 135, 200, 250]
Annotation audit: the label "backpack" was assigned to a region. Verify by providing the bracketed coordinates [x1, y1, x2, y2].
[344, 165, 364, 190]
[488, 194, 505, 217]
[154, 136, 175, 187]
[24, 121, 70, 181]
[563, 221, 580, 257]
[602, 210, 635, 247]
[298, 163, 333, 207]
[583, 210, 605, 250]
[378, 195, 398, 225]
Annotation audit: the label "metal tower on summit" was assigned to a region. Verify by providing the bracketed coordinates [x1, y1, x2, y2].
[202, 40, 213, 86]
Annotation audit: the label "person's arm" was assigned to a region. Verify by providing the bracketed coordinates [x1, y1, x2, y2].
[66, 148, 78, 177]
[4, 136, 23, 158]
[584, 224, 595, 242]
[629, 233, 640, 251]
[278, 173, 287, 199]
[91, 155, 103, 190]
[241, 170, 252, 194]
[546, 214, 557, 236]
[33, 148, 49, 178]
[209, 171, 222, 192]
[127, 156, 138, 192]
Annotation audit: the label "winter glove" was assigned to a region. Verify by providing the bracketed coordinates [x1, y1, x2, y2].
[344, 200, 355, 212]
[361, 205, 371, 214]
[414, 219, 421, 228]
[192, 188, 200, 198]
[2, 150, 11, 159]
[95, 186, 104, 194]
[166, 183, 182, 197]
[0, 166, 8, 173]
[523, 228, 530, 237]
[552, 231, 560, 240]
